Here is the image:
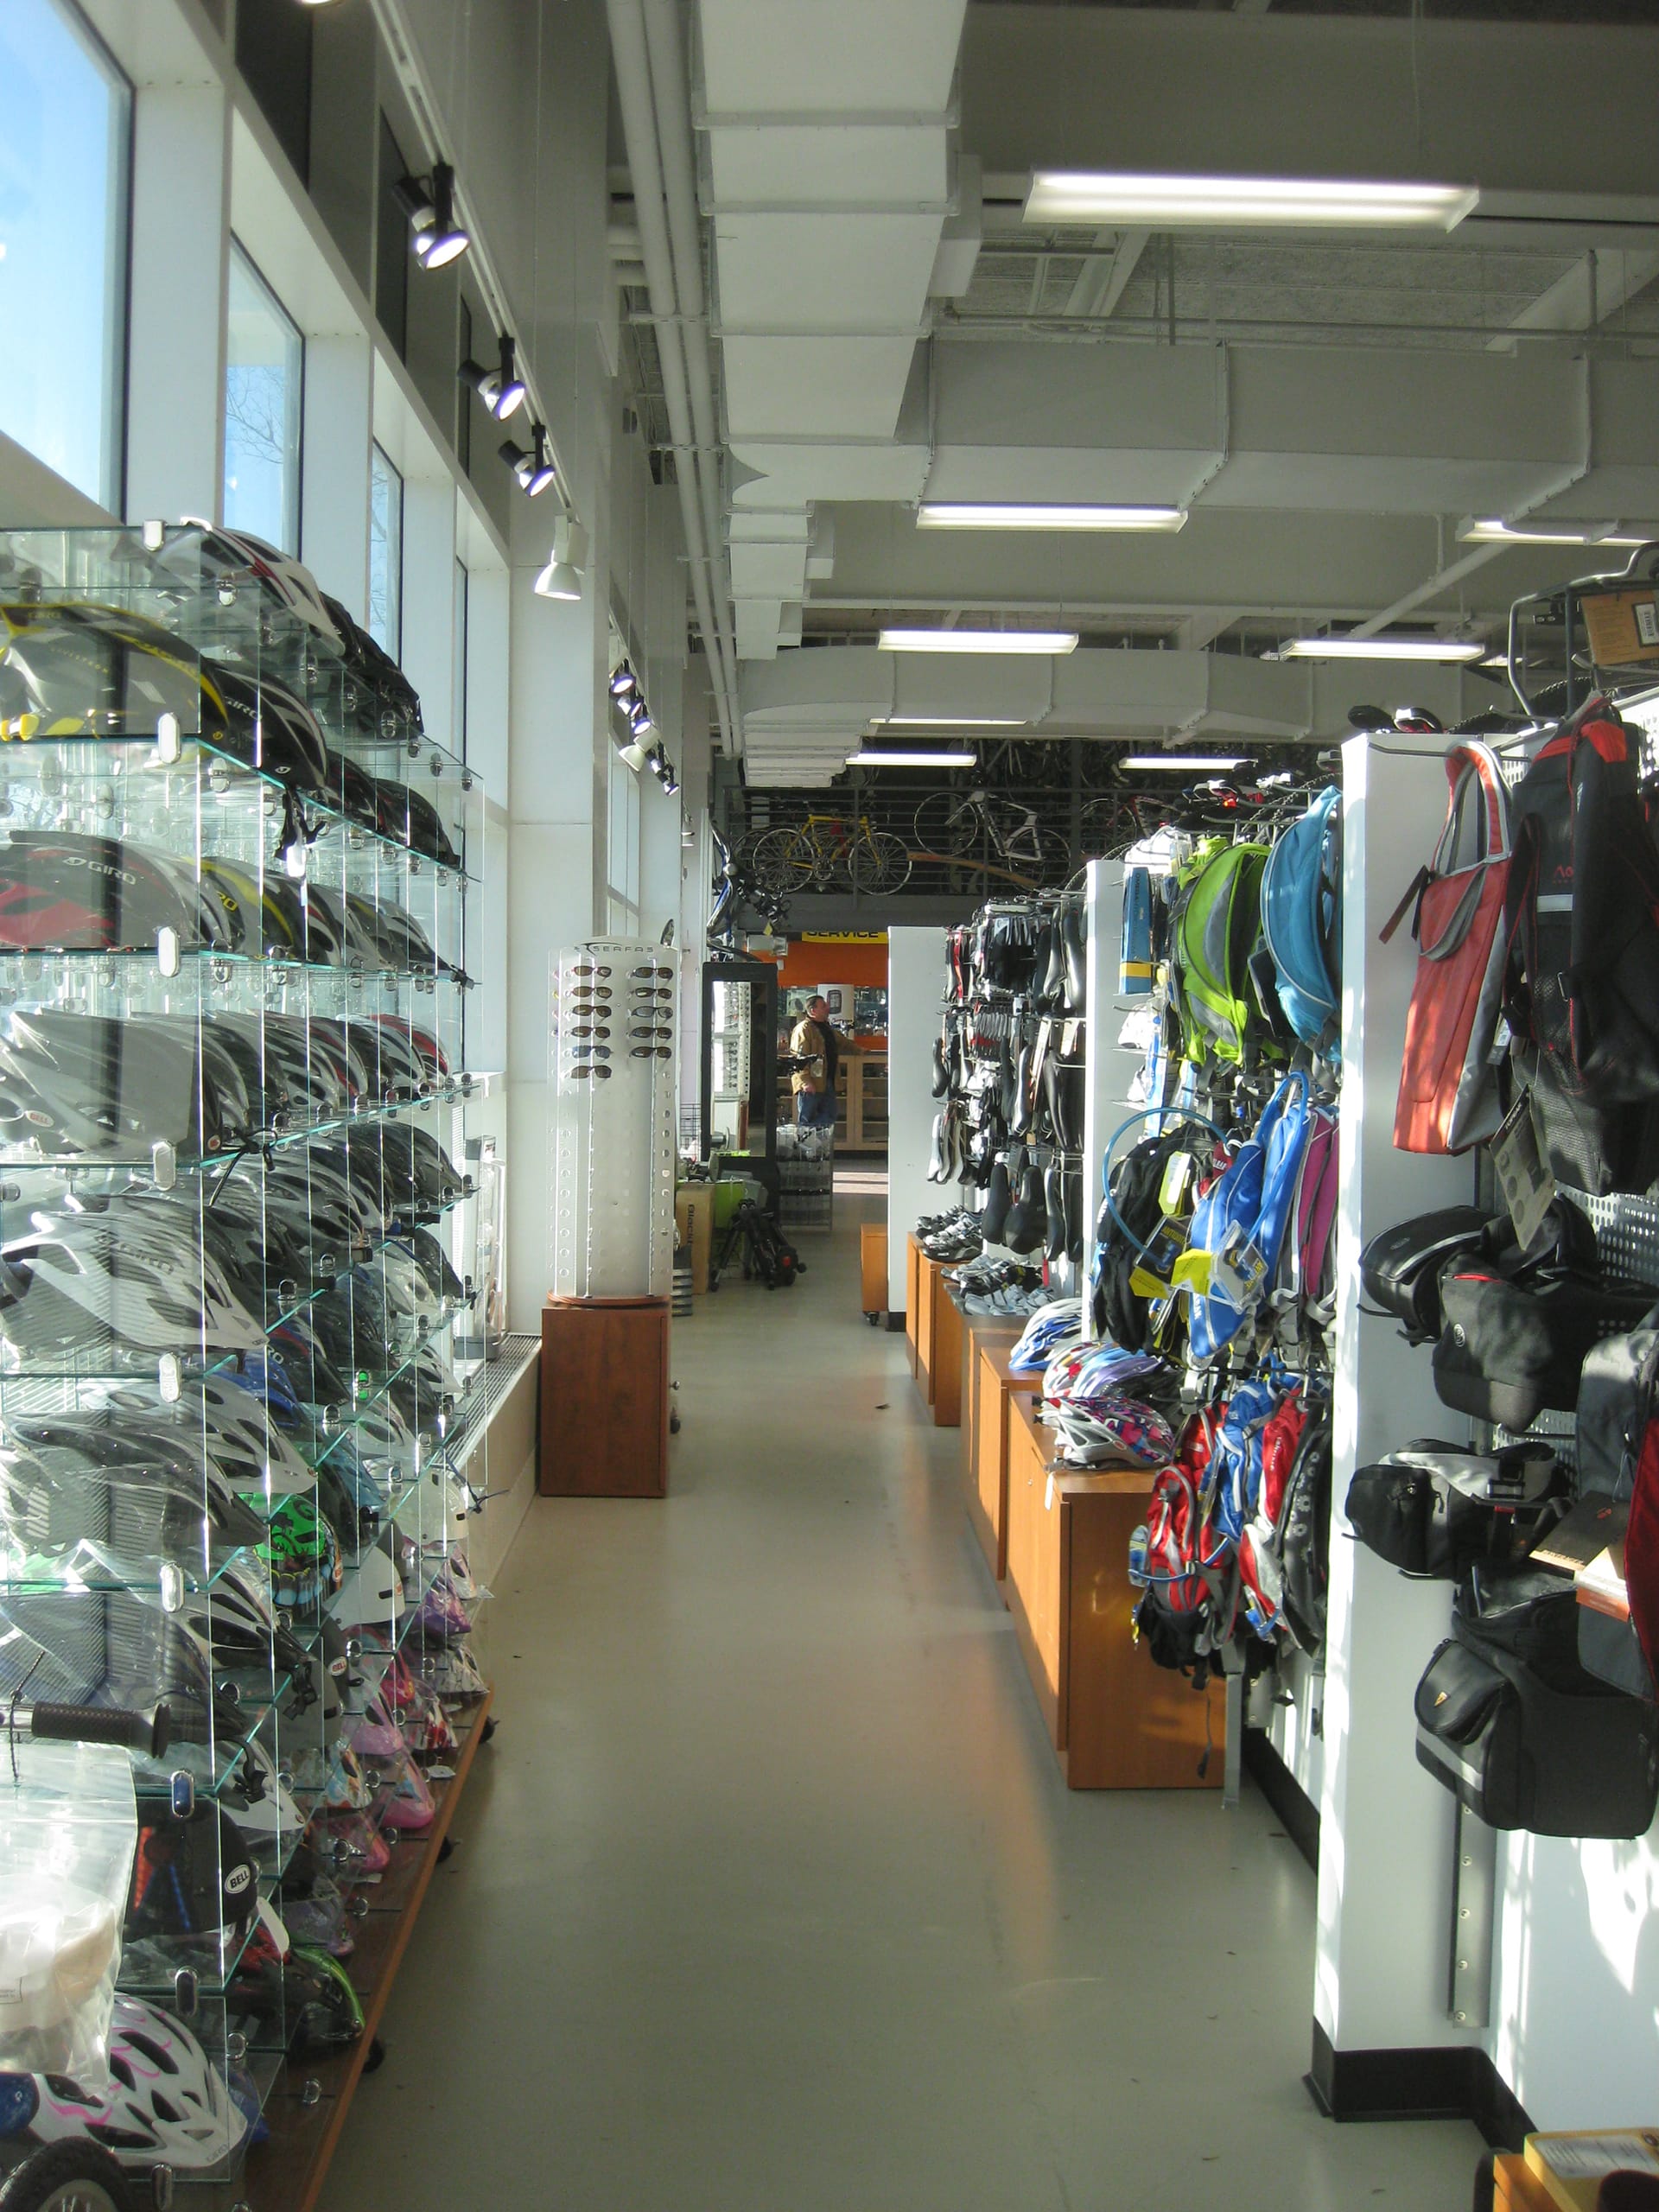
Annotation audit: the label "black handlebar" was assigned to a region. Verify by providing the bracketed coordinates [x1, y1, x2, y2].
[20, 1700, 171, 1758]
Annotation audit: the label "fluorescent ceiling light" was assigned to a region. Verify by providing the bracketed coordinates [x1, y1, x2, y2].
[1459, 517, 1654, 548]
[874, 715, 1027, 728]
[847, 750, 978, 769]
[917, 503, 1186, 533]
[1121, 753, 1249, 772]
[878, 627, 1077, 655]
[1280, 635, 1486, 663]
[1026, 171, 1478, 232]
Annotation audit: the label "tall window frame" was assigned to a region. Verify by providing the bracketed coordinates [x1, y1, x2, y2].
[368, 440, 404, 658]
[0, 0, 131, 509]
[223, 238, 304, 554]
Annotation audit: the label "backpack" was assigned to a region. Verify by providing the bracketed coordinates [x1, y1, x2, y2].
[1090, 1119, 1203, 1352]
[1237, 1383, 1312, 1641]
[1171, 842, 1274, 1067]
[1185, 1071, 1314, 1363]
[1271, 1103, 1339, 1337]
[1386, 739, 1513, 1154]
[1129, 1408, 1236, 1688]
[1503, 696, 1659, 1188]
[1275, 1401, 1332, 1659]
[1260, 787, 1342, 1053]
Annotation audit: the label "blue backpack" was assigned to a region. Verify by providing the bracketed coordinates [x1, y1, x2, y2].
[1186, 1071, 1315, 1363]
[1260, 788, 1342, 1053]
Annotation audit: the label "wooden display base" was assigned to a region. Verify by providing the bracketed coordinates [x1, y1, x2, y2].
[204, 1688, 495, 2212]
[540, 1296, 670, 1497]
[860, 1223, 887, 1319]
[960, 1328, 1035, 1585]
[1005, 1396, 1224, 1789]
[905, 1233, 923, 1376]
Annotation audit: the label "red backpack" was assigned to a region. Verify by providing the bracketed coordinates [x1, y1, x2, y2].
[1385, 741, 1513, 1154]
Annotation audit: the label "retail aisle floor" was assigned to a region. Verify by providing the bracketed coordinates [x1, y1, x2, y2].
[321, 1203, 1484, 2212]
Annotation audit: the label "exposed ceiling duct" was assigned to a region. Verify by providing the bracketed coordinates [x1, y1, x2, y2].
[736, 643, 1482, 786]
[698, 0, 972, 661]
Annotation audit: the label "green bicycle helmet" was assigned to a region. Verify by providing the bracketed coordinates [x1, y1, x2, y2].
[257, 1494, 340, 1611]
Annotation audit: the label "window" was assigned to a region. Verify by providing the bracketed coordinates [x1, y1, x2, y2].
[368, 442, 403, 658]
[452, 559, 468, 758]
[0, 0, 130, 507]
[224, 242, 303, 553]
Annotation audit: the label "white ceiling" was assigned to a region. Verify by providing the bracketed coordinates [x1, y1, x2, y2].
[659, 0, 1659, 779]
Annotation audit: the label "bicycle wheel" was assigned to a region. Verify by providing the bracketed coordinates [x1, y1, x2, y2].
[855, 830, 912, 892]
[750, 825, 818, 896]
[1000, 819, 1073, 887]
[912, 791, 979, 857]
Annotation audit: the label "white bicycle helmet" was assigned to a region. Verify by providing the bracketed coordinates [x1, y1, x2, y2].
[2, 1214, 263, 1364]
[1007, 1300, 1084, 1376]
[327, 1544, 404, 1631]
[17, 1993, 251, 2171]
[165, 521, 341, 652]
[224, 1736, 306, 1842]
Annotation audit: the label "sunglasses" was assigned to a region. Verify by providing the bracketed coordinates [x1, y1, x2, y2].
[629, 965, 674, 982]
[629, 1024, 671, 1040]
[571, 963, 613, 980]
[568, 1063, 612, 1080]
[569, 1023, 612, 1040]
[569, 1042, 611, 1059]
[631, 1045, 671, 1060]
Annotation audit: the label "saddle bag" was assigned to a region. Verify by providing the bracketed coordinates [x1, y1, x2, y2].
[1345, 1439, 1567, 1579]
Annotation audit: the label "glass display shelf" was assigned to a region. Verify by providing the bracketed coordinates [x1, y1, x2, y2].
[0, 1538, 266, 1603]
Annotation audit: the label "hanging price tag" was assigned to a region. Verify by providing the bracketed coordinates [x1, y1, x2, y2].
[1491, 1095, 1556, 1255]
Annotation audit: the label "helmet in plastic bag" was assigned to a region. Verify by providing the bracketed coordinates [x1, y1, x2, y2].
[12, 1993, 251, 2171]
[125, 1802, 258, 1954]
[0, 833, 208, 954]
[328, 1545, 404, 1631]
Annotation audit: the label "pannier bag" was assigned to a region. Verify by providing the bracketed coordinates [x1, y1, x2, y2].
[1172, 842, 1274, 1067]
[1259, 785, 1342, 1054]
[1359, 1204, 1491, 1344]
[1345, 1438, 1567, 1579]
[1387, 739, 1513, 1154]
[1505, 696, 1659, 1110]
[1414, 1567, 1659, 1836]
[1433, 1243, 1654, 1432]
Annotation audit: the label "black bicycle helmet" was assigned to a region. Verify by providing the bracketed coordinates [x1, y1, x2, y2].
[198, 855, 308, 961]
[0, 832, 207, 953]
[0, 1011, 251, 1160]
[210, 664, 331, 798]
[402, 782, 462, 870]
[322, 747, 384, 836]
[1, 600, 213, 742]
[308, 1020, 375, 1103]
[125, 1800, 259, 1954]
[318, 592, 423, 739]
[405, 1225, 465, 1304]
[0, 1206, 264, 1366]
[5, 1417, 264, 1573]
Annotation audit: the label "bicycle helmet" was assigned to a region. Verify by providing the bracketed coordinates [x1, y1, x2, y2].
[160, 523, 341, 654]
[370, 1747, 435, 1833]
[103, 1374, 315, 1501]
[229, 1347, 307, 1434]
[286, 1947, 365, 2054]
[0, 601, 213, 742]
[0, 1586, 235, 1748]
[276, 1868, 351, 1958]
[400, 1630, 486, 1700]
[196, 855, 307, 961]
[380, 1649, 456, 1759]
[327, 1544, 404, 1631]
[321, 748, 383, 837]
[125, 1802, 258, 1955]
[368, 1244, 442, 1335]
[0, 833, 207, 954]
[1007, 1301, 1084, 1376]
[0, 1012, 250, 1162]
[0, 1214, 262, 1371]
[388, 1344, 458, 1436]
[315, 1444, 385, 1550]
[402, 782, 462, 870]
[208, 664, 330, 800]
[193, 1017, 289, 1130]
[222, 1737, 305, 1843]
[3, 1420, 264, 1575]
[10, 1994, 251, 2172]
[1042, 1390, 1176, 1471]
[257, 1496, 340, 1612]
[176, 1565, 308, 1683]
[318, 594, 422, 736]
[410, 1560, 471, 1643]
[305, 885, 384, 972]
[405, 1227, 464, 1306]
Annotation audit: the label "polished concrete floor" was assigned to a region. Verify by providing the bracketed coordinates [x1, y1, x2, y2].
[321, 1198, 1484, 2212]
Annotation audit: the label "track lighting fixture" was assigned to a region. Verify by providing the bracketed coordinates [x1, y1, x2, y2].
[608, 664, 637, 701]
[460, 334, 526, 422]
[534, 518, 589, 601]
[628, 698, 653, 740]
[618, 738, 649, 772]
[394, 162, 470, 270]
[500, 423, 556, 497]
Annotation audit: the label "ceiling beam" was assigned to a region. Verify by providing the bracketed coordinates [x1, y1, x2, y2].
[962, 7, 1659, 220]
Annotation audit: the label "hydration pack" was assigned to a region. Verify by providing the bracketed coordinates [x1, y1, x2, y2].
[1259, 786, 1342, 1054]
[1171, 842, 1274, 1068]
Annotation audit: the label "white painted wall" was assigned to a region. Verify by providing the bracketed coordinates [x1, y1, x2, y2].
[887, 926, 947, 1314]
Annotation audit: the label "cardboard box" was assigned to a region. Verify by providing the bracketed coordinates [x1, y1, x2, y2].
[674, 1183, 715, 1294]
[1580, 587, 1659, 666]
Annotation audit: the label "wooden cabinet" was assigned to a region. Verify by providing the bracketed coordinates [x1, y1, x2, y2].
[960, 1329, 1033, 1584]
[860, 1223, 887, 1319]
[1003, 1395, 1224, 1789]
[905, 1232, 922, 1375]
[836, 1052, 887, 1152]
[539, 1297, 670, 1497]
[911, 1255, 964, 1425]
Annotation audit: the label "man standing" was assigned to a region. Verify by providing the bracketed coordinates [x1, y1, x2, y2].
[789, 993, 849, 1131]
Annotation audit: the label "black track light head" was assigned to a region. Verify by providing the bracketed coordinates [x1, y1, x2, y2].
[461, 333, 526, 421]
[396, 162, 470, 270]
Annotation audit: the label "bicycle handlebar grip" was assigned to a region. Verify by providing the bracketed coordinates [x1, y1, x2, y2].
[28, 1701, 171, 1757]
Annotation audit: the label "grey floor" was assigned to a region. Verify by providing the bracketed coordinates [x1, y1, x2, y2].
[320, 1197, 1484, 2212]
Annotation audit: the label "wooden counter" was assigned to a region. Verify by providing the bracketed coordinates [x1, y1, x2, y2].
[860, 1223, 887, 1319]
[1003, 1394, 1224, 1790]
[960, 1326, 1030, 1584]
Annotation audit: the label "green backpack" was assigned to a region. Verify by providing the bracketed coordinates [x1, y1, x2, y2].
[1172, 841, 1275, 1066]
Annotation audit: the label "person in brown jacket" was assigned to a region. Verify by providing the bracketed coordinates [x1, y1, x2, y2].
[789, 995, 851, 1131]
